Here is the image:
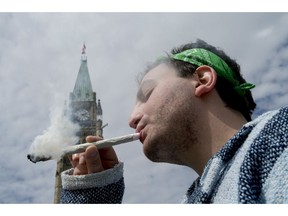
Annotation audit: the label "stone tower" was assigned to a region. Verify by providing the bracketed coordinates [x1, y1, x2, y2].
[53, 44, 104, 203]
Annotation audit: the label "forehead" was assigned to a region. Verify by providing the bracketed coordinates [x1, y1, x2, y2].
[141, 64, 178, 84]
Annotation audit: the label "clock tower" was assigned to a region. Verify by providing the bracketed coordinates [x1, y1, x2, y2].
[53, 44, 105, 203]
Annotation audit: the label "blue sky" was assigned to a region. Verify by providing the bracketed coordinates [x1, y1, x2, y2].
[1, 10, 288, 204]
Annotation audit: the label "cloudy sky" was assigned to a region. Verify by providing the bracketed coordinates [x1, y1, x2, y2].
[1, 10, 288, 204]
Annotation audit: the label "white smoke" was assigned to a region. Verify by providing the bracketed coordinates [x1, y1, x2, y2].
[28, 105, 80, 162]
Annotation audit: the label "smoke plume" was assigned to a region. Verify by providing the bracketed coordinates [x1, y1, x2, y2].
[28, 105, 80, 161]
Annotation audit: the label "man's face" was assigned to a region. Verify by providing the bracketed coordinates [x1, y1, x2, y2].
[129, 64, 199, 165]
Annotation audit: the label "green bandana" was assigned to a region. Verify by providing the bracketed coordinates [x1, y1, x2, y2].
[171, 48, 255, 96]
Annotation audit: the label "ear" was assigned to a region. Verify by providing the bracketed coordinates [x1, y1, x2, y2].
[194, 65, 217, 97]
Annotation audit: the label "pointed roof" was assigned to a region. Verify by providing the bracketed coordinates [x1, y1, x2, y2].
[72, 45, 94, 101]
[97, 99, 103, 116]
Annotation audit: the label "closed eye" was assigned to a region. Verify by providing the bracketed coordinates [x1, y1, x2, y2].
[136, 88, 153, 102]
[144, 89, 153, 101]
[137, 80, 156, 102]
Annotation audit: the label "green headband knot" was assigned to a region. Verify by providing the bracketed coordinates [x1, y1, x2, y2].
[171, 48, 255, 96]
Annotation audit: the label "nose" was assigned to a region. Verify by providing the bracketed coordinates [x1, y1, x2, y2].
[129, 109, 142, 129]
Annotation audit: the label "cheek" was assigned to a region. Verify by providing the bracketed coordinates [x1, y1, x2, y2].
[165, 82, 193, 107]
[151, 83, 194, 121]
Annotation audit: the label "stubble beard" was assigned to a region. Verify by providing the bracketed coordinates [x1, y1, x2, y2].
[143, 98, 199, 166]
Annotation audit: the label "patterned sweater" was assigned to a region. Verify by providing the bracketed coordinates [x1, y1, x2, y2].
[61, 106, 288, 204]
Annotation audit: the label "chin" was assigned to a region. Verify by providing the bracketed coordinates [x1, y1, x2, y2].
[142, 141, 166, 163]
[143, 143, 158, 162]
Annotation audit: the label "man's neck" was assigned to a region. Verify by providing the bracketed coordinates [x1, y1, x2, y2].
[190, 93, 247, 175]
[209, 107, 247, 154]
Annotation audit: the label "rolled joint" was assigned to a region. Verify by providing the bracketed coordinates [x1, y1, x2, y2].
[27, 133, 140, 164]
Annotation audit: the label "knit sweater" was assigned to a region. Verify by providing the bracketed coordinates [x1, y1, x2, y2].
[61, 106, 288, 204]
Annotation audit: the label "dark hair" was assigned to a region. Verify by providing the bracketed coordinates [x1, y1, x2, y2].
[144, 39, 256, 121]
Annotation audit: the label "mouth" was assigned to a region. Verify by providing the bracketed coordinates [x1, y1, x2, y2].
[139, 130, 146, 144]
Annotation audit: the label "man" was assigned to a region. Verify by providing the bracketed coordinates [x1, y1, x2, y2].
[60, 39, 288, 203]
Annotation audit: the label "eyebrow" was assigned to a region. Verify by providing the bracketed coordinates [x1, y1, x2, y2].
[136, 79, 156, 102]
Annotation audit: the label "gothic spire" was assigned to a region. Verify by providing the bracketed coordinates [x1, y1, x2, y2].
[97, 99, 103, 116]
[72, 44, 93, 101]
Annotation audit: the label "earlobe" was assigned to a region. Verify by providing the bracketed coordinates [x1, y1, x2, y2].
[194, 66, 217, 97]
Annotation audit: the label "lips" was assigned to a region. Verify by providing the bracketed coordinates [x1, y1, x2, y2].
[136, 123, 147, 144]
[139, 130, 146, 143]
